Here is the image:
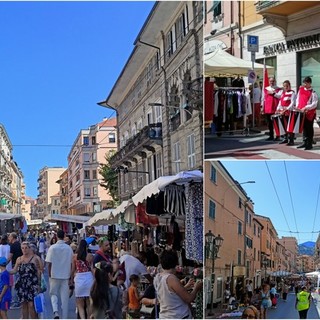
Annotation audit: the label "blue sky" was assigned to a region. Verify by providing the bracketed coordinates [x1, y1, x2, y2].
[220, 160, 320, 245]
[0, 1, 155, 199]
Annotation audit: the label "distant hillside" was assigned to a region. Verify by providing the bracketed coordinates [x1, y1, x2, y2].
[299, 241, 315, 256]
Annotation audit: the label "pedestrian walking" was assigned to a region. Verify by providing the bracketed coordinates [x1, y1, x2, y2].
[93, 237, 113, 266]
[296, 76, 318, 150]
[7, 233, 22, 309]
[246, 280, 253, 302]
[259, 283, 271, 319]
[46, 229, 73, 319]
[90, 260, 122, 319]
[10, 241, 43, 319]
[128, 274, 142, 319]
[153, 250, 202, 319]
[0, 257, 12, 319]
[270, 283, 277, 308]
[296, 286, 311, 319]
[71, 239, 94, 319]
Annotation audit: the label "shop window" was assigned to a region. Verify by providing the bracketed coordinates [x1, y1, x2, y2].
[299, 49, 320, 109]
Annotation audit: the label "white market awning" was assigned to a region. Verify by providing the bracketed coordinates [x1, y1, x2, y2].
[43, 213, 90, 224]
[306, 271, 320, 277]
[83, 209, 115, 227]
[204, 48, 274, 77]
[0, 212, 23, 220]
[132, 170, 203, 205]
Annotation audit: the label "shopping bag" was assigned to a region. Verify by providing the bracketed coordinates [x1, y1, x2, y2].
[34, 293, 44, 313]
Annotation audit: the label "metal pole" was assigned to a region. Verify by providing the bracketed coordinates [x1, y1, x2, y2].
[210, 256, 215, 314]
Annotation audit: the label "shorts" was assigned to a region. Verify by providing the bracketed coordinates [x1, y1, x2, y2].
[0, 300, 10, 311]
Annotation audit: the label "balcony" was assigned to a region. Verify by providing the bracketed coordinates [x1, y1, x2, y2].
[255, 1, 319, 15]
[111, 123, 162, 167]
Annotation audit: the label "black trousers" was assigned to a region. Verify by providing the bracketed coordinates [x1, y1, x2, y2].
[266, 114, 274, 138]
[298, 308, 309, 319]
[303, 118, 314, 147]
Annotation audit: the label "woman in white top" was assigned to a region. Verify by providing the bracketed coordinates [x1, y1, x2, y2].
[153, 250, 202, 319]
[0, 234, 12, 271]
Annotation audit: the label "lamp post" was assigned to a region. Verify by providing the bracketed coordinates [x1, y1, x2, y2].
[205, 230, 224, 316]
[221, 181, 255, 207]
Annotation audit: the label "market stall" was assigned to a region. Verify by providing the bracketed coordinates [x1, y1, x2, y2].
[0, 212, 25, 234]
[204, 48, 274, 135]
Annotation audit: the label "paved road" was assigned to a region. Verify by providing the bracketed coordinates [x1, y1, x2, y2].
[267, 292, 319, 319]
[7, 269, 77, 319]
[205, 124, 320, 160]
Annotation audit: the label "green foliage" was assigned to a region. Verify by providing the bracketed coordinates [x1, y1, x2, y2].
[99, 150, 119, 204]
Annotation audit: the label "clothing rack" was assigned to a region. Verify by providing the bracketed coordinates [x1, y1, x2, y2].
[213, 87, 252, 136]
[215, 86, 245, 90]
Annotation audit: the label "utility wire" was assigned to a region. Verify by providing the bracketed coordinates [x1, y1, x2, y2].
[311, 180, 320, 241]
[265, 161, 292, 234]
[283, 161, 300, 243]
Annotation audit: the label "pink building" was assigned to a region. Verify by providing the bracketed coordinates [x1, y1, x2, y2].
[67, 118, 117, 215]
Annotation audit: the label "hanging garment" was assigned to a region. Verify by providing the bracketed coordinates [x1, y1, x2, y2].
[185, 183, 203, 263]
[146, 192, 165, 216]
[164, 184, 186, 216]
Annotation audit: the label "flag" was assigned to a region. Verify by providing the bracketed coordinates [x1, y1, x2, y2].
[263, 59, 270, 92]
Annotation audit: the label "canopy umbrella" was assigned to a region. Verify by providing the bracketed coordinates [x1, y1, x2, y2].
[132, 170, 203, 205]
[270, 270, 292, 277]
[83, 209, 115, 227]
[305, 271, 320, 277]
[0, 212, 22, 220]
[204, 48, 274, 77]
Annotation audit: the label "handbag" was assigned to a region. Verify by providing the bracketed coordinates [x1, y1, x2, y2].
[40, 274, 47, 293]
[140, 304, 155, 316]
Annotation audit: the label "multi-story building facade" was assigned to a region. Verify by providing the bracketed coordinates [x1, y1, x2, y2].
[242, 1, 320, 104]
[67, 118, 117, 215]
[204, 161, 259, 305]
[36, 166, 66, 219]
[278, 236, 299, 272]
[255, 214, 279, 280]
[204, 1, 242, 57]
[0, 124, 24, 214]
[297, 254, 315, 273]
[50, 193, 61, 215]
[22, 195, 37, 221]
[57, 169, 68, 215]
[98, 2, 203, 202]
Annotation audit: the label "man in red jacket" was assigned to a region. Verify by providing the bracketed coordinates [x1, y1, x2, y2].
[296, 76, 319, 150]
[262, 77, 281, 141]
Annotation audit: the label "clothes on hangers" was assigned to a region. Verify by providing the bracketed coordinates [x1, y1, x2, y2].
[185, 182, 203, 263]
[164, 184, 186, 216]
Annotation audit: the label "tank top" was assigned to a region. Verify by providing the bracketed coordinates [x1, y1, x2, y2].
[75, 259, 91, 273]
[154, 273, 191, 319]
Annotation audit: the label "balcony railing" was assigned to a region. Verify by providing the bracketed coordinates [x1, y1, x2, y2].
[111, 123, 162, 165]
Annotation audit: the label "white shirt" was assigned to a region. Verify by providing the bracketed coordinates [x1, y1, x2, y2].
[46, 240, 73, 279]
[119, 254, 148, 289]
[0, 244, 12, 271]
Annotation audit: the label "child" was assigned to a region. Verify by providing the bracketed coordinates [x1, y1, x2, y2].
[0, 257, 11, 319]
[128, 274, 141, 319]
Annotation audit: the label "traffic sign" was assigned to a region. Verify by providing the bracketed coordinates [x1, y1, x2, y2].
[247, 35, 259, 52]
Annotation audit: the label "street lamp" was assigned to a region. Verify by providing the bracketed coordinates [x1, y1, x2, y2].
[205, 230, 224, 316]
[148, 102, 193, 116]
[222, 180, 255, 207]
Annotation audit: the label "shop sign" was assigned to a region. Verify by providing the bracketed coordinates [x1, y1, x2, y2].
[263, 33, 320, 56]
[233, 266, 246, 276]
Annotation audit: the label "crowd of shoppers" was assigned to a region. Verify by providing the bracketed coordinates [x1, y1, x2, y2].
[0, 228, 202, 319]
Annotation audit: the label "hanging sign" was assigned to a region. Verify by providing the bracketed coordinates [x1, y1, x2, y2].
[248, 70, 257, 83]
